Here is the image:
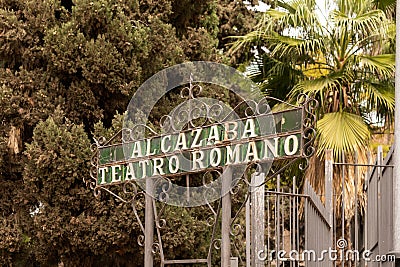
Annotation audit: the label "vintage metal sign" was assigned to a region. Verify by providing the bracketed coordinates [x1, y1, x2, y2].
[84, 62, 318, 267]
[94, 108, 304, 186]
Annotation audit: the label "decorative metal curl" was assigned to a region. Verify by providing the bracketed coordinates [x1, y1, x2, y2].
[229, 181, 243, 196]
[296, 93, 308, 106]
[180, 74, 203, 100]
[93, 136, 107, 147]
[202, 169, 222, 188]
[121, 128, 131, 143]
[206, 215, 216, 227]
[152, 242, 161, 254]
[123, 124, 158, 142]
[90, 143, 98, 152]
[154, 201, 168, 230]
[156, 218, 167, 229]
[137, 235, 145, 247]
[255, 98, 272, 115]
[131, 191, 146, 234]
[230, 224, 243, 237]
[93, 187, 101, 198]
[177, 109, 190, 126]
[154, 177, 172, 203]
[208, 102, 225, 118]
[86, 142, 100, 194]
[159, 115, 175, 133]
[212, 239, 222, 250]
[301, 96, 318, 167]
[123, 181, 138, 196]
[244, 106, 256, 117]
[189, 106, 203, 121]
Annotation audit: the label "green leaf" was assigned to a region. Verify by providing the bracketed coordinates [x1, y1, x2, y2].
[356, 54, 395, 78]
[316, 112, 370, 159]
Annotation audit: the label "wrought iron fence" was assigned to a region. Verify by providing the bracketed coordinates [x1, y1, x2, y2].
[328, 147, 396, 267]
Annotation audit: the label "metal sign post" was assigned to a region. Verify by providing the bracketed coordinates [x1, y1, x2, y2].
[221, 167, 232, 267]
[144, 178, 154, 267]
[250, 172, 265, 266]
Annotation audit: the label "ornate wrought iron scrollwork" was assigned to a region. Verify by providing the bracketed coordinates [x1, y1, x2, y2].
[300, 96, 318, 170]
[212, 239, 222, 250]
[84, 80, 319, 264]
[151, 242, 161, 255]
[87, 132, 149, 248]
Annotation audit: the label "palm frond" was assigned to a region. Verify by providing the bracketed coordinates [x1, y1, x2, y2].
[356, 54, 395, 78]
[361, 81, 395, 112]
[289, 71, 353, 105]
[269, 35, 325, 57]
[228, 30, 266, 55]
[333, 9, 387, 34]
[316, 112, 370, 159]
[374, 0, 396, 11]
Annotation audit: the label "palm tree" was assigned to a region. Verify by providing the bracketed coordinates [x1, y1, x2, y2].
[230, 0, 395, 159]
[229, 0, 395, 219]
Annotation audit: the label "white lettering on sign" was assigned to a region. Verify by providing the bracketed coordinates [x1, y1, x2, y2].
[175, 132, 188, 151]
[97, 106, 304, 185]
[192, 150, 206, 170]
[224, 121, 238, 141]
[264, 137, 279, 158]
[242, 118, 257, 138]
[284, 135, 299, 156]
[161, 135, 171, 153]
[226, 144, 240, 164]
[111, 165, 122, 183]
[244, 141, 259, 162]
[125, 163, 136, 180]
[152, 158, 165, 175]
[131, 141, 143, 158]
[207, 125, 221, 145]
[168, 156, 179, 174]
[209, 148, 222, 167]
[191, 128, 202, 148]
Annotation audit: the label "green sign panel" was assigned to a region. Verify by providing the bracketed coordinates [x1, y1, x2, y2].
[97, 108, 303, 185]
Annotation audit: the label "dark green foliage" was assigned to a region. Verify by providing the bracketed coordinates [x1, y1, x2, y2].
[23, 111, 146, 266]
[0, 0, 257, 265]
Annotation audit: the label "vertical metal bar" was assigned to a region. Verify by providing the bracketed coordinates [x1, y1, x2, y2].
[251, 172, 265, 267]
[377, 146, 383, 261]
[186, 174, 190, 203]
[296, 185, 299, 266]
[333, 178, 336, 255]
[292, 176, 296, 267]
[289, 180, 292, 267]
[341, 151, 345, 267]
[221, 166, 232, 267]
[325, 150, 334, 249]
[281, 189, 284, 260]
[145, 178, 154, 267]
[354, 151, 359, 260]
[267, 194, 270, 267]
[393, 0, 400, 261]
[246, 194, 251, 267]
[276, 174, 281, 267]
[304, 189, 308, 266]
[365, 151, 370, 257]
[348, 221, 351, 267]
